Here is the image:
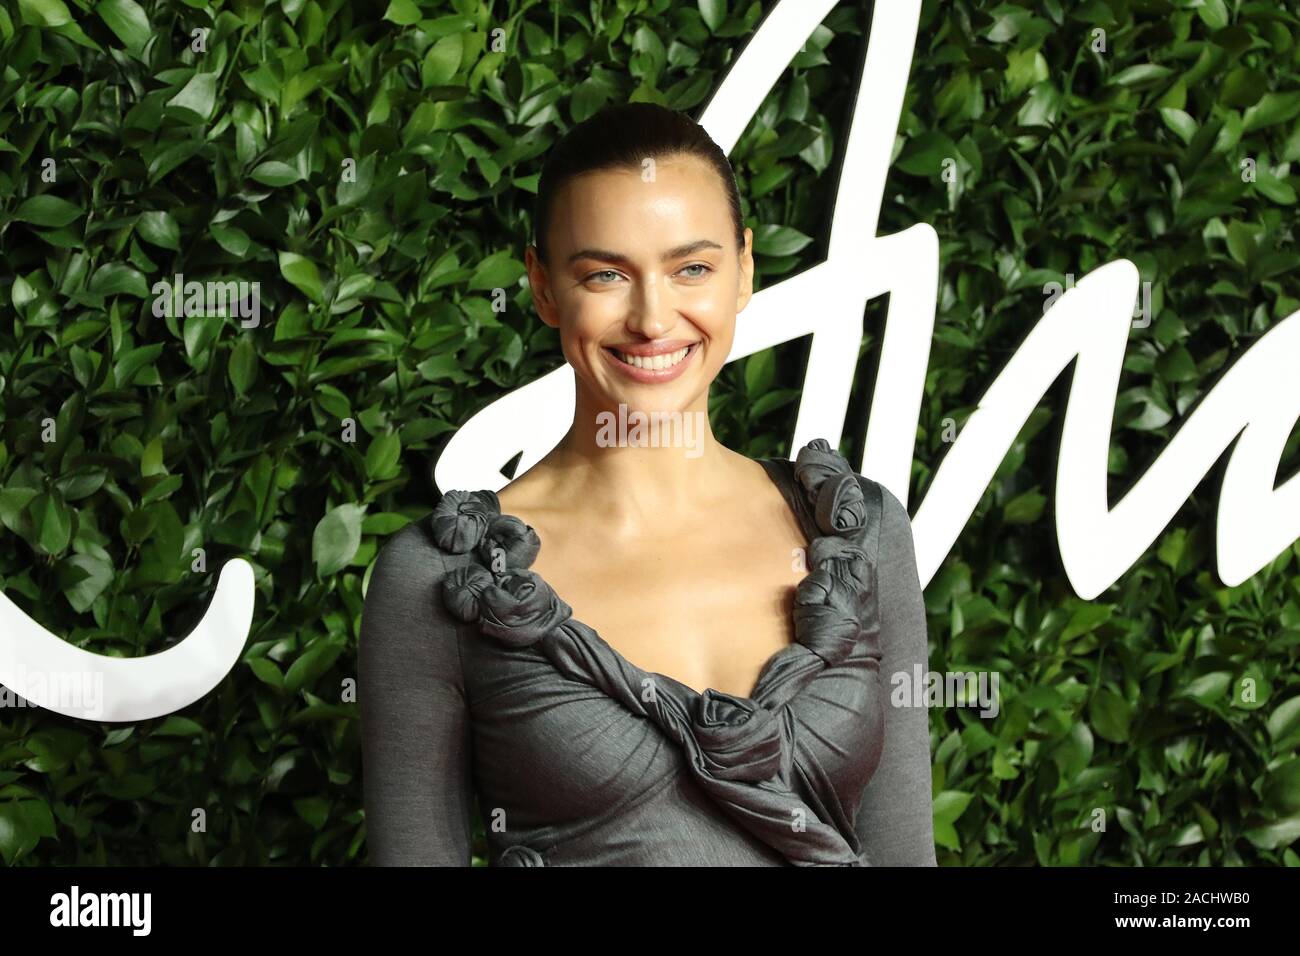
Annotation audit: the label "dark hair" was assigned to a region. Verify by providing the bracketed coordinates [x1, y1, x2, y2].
[532, 102, 745, 267]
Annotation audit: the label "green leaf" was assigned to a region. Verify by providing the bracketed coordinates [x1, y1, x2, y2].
[95, 0, 150, 55]
[250, 161, 301, 186]
[246, 657, 284, 689]
[312, 503, 364, 576]
[284, 640, 345, 693]
[113, 343, 164, 387]
[1158, 108, 1196, 145]
[1179, 671, 1233, 706]
[744, 349, 775, 397]
[33, 491, 72, 555]
[365, 433, 401, 480]
[278, 251, 324, 300]
[1002, 489, 1045, 524]
[0, 488, 38, 533]
[228, 337, 258, 395]
[0, 802, 35, 865]
[751, 224, 812, 257]
[1243, 814, 1300, 851]
[17, 0, 72, 27]
[382, 0, 420, 26]
[151, 716, 205, 737]
[136, 210, 180, 250]
[140, 435, 165, 476]
[1110, 64, 1173, 87]
[1264, 759, 1300, 814]
[362, 513, 411, 535]
[571, 78, 608, 123]
[1195, 0, 1229, 31]
[89, 263, 149, 297]
[1255, 170, 1297, 205]
[933, 818, 960, 852]
[1061, 603, 1112, 642]
[421, 34, 462, 86]
[896, 131, 960, 176]
[1267, 696, 1300, 743]
[1089, 688, 1132, 743]
[933, 790, 973, 824]
[293, 796, 331, 831]
[698, 0, 725, 32]
[1053, 721, 1094, 780]
[1243, 92, 1300, 133]
[62, 553, 113, 613]
[211, 223, 250, 256]
[1221, 66, 1267, 109]
[467, 251, 525, 291]
[166, 73, 217, 122]
[13, 195, 83, 227]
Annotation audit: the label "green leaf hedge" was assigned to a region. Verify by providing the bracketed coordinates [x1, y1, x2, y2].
[1, 0, 1298, 865]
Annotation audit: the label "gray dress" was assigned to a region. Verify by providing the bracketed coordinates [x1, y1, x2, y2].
[359, 438, 937, 866]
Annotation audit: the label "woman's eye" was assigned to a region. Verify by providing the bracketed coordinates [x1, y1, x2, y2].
[587, 270, 621, 283]
[680, 263, 712, 278]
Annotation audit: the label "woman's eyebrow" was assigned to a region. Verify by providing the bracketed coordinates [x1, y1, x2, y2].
[567, 239, 723, 266]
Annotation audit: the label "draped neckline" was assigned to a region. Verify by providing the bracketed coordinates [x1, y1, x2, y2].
[432, 438, 887, 866]
[473, 455, 813, 703]
[433, 438, 883, 707]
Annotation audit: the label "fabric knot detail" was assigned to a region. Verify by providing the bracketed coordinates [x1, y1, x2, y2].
[497, 843, 545, 866]
[793, 439, 867, 539]
[477, 514, 541, 571]
[477, 569, 572, 648]
[441, 564, 493, 622]
[792, 537, 872, 667]
[805, 535, 872, 591]
[693, 690, 784, 783]
[431, 489, 495, 553]
[815, 471, 868, 537]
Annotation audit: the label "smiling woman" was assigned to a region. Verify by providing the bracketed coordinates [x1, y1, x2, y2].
[359, 102, 936, 867]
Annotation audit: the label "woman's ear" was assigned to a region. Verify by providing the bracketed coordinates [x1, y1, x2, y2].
[736, 227, 755, 314]
[524, 245, 560, 329]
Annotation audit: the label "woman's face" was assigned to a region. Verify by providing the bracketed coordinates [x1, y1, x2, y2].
[524, 153, 754, 416]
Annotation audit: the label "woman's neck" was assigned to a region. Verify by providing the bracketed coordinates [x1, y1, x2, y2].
[522, 393, 752, 537]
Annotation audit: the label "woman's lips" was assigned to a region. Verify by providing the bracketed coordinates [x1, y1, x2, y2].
[600, 343, 699, 384]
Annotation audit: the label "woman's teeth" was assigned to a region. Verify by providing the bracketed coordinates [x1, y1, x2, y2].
[613, 346, 691, 370]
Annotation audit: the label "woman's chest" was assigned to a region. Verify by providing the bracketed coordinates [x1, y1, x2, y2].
[530, 518, 810, 699]
[458, 621, 885, 832]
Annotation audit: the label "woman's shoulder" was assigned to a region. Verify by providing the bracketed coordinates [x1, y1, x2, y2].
[371, 511, 446, 571]
[767, 438, 878, 523]
[359, 507, 475, 691]
[367, 492, 495, 601]
[868, 477, 910, 529]
[872, 480, 916, 565]
[759, 437, 916, 567]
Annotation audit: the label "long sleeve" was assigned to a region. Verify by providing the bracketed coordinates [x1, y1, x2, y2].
[359, 518, 475, 865]
[855, 481, 937, 865]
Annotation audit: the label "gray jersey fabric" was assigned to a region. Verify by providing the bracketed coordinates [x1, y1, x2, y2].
[359, 438, 936, 866]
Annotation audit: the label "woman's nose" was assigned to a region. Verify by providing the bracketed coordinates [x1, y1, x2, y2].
[624, 276, 674, 339]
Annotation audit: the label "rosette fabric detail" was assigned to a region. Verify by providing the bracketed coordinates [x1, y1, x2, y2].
[496, 843, 546, 867]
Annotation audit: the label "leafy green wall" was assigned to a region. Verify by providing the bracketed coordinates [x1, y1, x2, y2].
[1, 0, 1298, 865]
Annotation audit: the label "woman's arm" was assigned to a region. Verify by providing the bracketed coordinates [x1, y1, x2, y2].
[856, 481, 938, 865]
[359, 518, 475, 865]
